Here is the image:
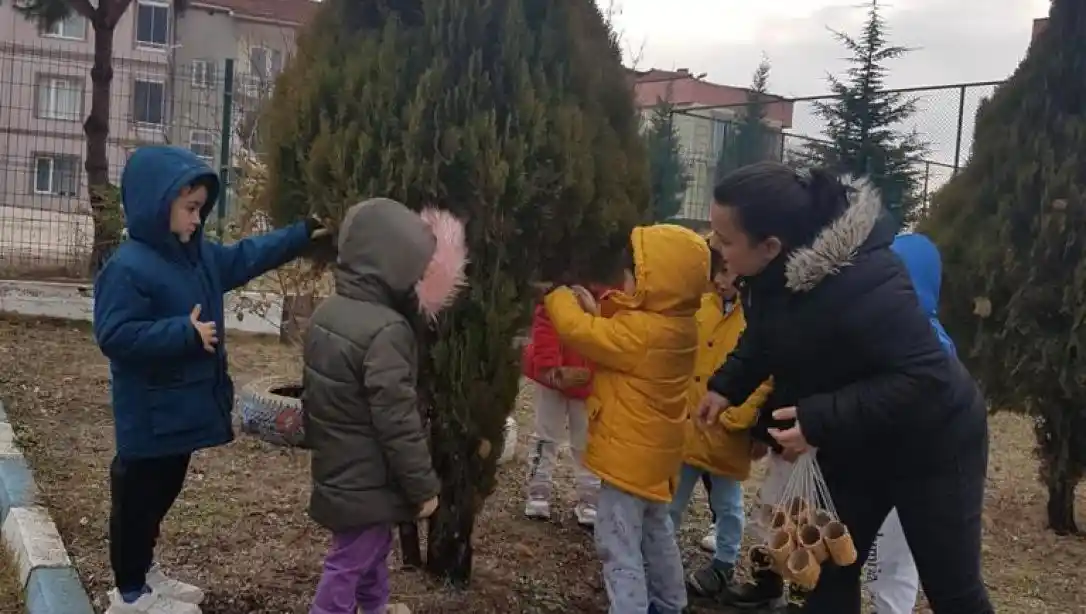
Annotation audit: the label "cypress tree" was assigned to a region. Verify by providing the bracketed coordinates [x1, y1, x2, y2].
[802, 0, 928, 227]
[644, 96, 689, 221]
[920, 0, 1086, 534]
[260, 0, 649, 581]
[715, 56, 775, 182]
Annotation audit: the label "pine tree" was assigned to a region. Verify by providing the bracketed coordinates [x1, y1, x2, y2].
[919, 0, 1086, 534]
[17, 0, 188, 272]
[715, 56, 775, 182]
[802, 0, 928, 227]
[261, 0, 648, 581]
[644, 97, 689, 221]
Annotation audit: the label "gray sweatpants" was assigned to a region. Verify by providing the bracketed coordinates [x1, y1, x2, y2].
[595, 481, 686, 614]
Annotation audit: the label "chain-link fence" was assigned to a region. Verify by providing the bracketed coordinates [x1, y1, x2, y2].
[672, 81, 1002, 223]
[0, 44, 271, 279]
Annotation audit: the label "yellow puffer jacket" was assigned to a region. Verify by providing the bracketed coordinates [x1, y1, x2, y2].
[683, 293, 773, 480]
[545, 225, 709, 503]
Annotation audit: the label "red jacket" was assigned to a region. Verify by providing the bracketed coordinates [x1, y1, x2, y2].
[522, 305, 594, 400]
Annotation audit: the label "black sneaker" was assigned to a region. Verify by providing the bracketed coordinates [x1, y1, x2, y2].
[686, 562, 734, 598]
[719, 568, 785, 609]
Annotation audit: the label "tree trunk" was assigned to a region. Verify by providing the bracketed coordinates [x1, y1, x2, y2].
[424, 417, 478, 587]
[87, 17, 120, 274]
[1047, 476, 1078, 535]
[398, 523, 422, 569]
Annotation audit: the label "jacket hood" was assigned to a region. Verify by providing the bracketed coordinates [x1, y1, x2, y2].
[892, 232, 957, 355]
[890, 233, 942, 317]
[784, 177, 894, 293]
[121, 146, 220, 254]
[609, 224, 709, 315]
[335, 198, 467, 319]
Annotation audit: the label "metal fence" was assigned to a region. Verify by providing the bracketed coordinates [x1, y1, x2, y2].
[672, 81, 1002, 223]
[0, 44, 269, 279]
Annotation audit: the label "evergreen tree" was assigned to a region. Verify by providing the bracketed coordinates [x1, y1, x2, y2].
[919, 0, 1086, 534]
[715, 56, 775, 182]
[644, 98, 689, 221]
[17, 0, 188, 272]
[802, 0, 928, 227]
[261, 0, 648, 581]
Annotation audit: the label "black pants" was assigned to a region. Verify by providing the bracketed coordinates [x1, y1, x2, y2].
[109, 454, 191, 592]
[805, 431, 993, 614]
[701, 473, 717, 524]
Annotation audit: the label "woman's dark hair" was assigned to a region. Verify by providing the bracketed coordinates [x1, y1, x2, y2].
[712, 162, 852, 250]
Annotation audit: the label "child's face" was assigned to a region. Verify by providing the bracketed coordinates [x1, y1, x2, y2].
[710, 202, 781, 278]
[713, 265, 738, 300]
[621, 269, 636, 295]
[170, 184, 206, 243]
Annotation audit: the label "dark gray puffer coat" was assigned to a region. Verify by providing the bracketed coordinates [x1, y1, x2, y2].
[303, 198, 440, 531]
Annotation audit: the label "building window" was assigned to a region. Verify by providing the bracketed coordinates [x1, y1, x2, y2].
[133, 79, 165, 125]
[189, 130, 216, 163]
[34, 155, 80, 196]
[191, 59, 214, 89]
[248, 46, 283, 82]
[135, 0, 169, 48]
[36, 76, 83, 121]
[42, 13, 86, 39]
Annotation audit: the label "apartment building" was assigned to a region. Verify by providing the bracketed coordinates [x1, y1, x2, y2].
[0, 0, 315, 216]
[631, 68, 794, 224]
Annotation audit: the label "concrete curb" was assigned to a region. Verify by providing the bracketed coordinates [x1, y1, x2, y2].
[0, 400, 95, 614]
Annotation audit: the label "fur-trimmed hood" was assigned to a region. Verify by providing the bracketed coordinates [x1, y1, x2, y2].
[784, 178, 887, 293]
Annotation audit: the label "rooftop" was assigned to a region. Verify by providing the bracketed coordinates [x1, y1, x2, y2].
[190, 0, 319, 26]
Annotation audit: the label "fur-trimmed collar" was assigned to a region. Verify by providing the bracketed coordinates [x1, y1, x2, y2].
[784, 178, 884, 293]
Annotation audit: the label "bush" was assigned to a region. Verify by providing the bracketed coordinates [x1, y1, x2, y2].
[260, 0, 649, 581]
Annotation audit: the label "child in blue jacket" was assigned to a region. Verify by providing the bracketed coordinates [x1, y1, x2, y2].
[93, 146, 326, 614]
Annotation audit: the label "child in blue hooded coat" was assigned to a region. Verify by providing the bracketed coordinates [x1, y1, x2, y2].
[93, 146, 326, 614]
[863, 232, 957, 614]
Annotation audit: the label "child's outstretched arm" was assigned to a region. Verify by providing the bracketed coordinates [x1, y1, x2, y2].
[544, 287, 643, 373]
[363, 322, 441, 506]
[93, 262, 203, 361]
[719, 378, 774, 432]
[208, 220, 315, 292]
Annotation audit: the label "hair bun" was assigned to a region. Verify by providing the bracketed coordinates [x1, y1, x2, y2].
[805, 168, 850, 223]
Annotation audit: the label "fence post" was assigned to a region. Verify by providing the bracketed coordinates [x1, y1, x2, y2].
[952, 84, 967, 174]
[217, 59, 235, 242]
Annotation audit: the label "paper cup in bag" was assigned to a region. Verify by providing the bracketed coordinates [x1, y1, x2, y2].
[786, 549, 821, 589]
[823, 520, 858, 565]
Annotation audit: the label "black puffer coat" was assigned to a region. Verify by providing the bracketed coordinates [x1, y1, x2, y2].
[708, 182, 987, 480]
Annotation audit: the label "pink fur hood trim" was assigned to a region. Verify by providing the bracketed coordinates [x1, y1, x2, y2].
[416, 207, 468, 320]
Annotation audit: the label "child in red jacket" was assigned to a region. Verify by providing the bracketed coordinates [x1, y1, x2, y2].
[521, 287, 609, 528]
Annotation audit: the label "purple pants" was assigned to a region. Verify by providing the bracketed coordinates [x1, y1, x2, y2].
[310, 525, 393, 614]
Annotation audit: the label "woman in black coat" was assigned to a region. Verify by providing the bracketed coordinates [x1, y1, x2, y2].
[699, 162, 992, 613]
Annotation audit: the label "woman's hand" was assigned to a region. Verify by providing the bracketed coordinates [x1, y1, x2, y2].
[767, 406, 810, 457]
[697, 391, 731, 427]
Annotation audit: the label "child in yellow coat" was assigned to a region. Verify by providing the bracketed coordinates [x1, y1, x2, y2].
[545, 224, 709, 614]
[669, 244, 772, 600]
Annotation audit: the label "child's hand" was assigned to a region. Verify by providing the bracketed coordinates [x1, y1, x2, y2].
[418, 496, 439, 519]
[570, 285, 599, 315]
[190, 304, 218, 353]
[697, 391, 731, 427]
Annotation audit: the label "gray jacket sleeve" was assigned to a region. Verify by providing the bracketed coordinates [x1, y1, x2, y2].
[363, 322, 440, 505]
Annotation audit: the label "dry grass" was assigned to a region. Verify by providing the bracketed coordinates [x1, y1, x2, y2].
[0, 540, 25, 613]
[0, 313, 1083, 613]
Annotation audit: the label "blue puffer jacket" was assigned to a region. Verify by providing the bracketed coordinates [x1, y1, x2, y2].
[93, 146, 311, 459]
[891, 233, 957, 356]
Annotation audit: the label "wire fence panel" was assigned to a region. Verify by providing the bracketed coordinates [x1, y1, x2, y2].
[672, 81, 1001, 223]
[0, 44, 269, 280]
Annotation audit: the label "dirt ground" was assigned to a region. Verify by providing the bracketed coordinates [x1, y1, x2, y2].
[0, 313, 1084, 613]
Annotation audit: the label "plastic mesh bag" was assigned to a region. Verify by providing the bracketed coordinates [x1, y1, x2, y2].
[746, 452, 856, 590]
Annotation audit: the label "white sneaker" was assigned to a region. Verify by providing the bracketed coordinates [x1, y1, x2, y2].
[524, 498, 551, 520]
[146, 566, 204, 604]
[699, 525, 716, 553]
[574, 503, 597, 528]
[106, 589, 202, 614]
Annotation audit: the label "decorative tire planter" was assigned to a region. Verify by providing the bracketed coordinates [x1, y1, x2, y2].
[237, 376, 307, 448]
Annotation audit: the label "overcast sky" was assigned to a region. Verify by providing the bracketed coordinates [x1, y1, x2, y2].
[604, 0, 1049, 172]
